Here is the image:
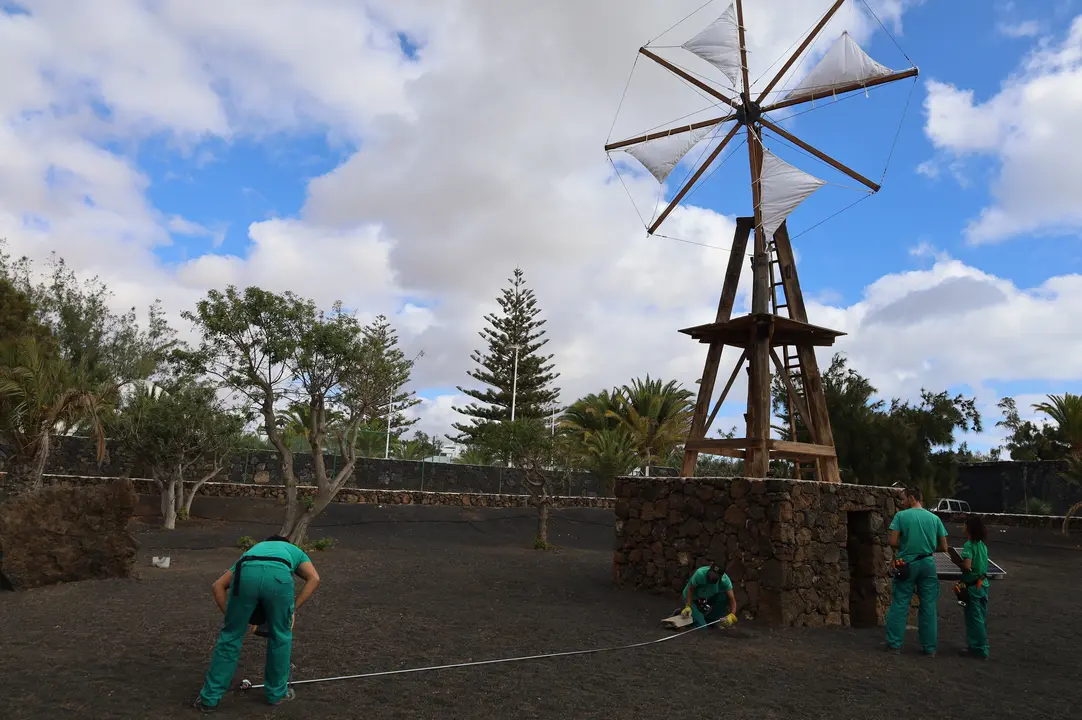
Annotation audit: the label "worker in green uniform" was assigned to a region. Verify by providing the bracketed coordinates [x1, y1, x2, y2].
[948, 514, 990, 659]
[681, 563, 738, 629]
[194, 535, 321, 712]
[884, 487, 948, 656]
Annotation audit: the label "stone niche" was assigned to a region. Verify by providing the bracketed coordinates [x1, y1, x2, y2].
[613, 476, 903, 628]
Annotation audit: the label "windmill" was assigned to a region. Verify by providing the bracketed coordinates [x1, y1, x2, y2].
[604, 0, 918, 482]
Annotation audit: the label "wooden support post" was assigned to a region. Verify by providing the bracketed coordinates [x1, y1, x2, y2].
[772, 223, 841, 483]
[681, 218, 753, 476]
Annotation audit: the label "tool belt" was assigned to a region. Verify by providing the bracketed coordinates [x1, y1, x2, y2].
[891, 552, 932, 581]
[233, 555, 293, 630]
[952, 575, 987, 607]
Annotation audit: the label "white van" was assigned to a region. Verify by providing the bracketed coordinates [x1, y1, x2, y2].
[933, 498, 971, 514]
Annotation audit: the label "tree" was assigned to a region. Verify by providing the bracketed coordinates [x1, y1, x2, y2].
[579, 427, 639, 494]
[475, 419, 571, 548]
[995, 397, 1066, 461]
[179, 286, 378, 544]
[452, 268, 559, 446]
[771, 353, 981, 500]
[397, 431, 443, 461]
[111, 379, 244, 528]
[0, 246, 171, 498]
[1032, 393, 1082, 535]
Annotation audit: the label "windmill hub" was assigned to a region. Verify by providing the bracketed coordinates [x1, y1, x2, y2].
[735, 93, 762, 127]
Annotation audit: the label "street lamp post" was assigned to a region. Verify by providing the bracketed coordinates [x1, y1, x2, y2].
[509, 344, 521, 422]
[384, 387, 397, 460]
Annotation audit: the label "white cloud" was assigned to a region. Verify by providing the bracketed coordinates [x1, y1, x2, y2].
[997, 20, 1042, 38]
[922, 16, 1082, 243]
[1, 0, 1079, 456]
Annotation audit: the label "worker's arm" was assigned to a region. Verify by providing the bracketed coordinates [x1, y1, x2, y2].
[726, 589, 737, 616]
[889, 530, 901, 549]
[294, 561, 321, 611]
[948, 546, 972, 571]
[211, 570, 233, 614]
[936, 533, 949, 553]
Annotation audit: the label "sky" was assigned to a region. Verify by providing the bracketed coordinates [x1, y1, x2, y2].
[2, 0, 1081, 457]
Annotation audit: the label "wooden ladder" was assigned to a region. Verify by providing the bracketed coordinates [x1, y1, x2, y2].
[768, 240, 817, 481]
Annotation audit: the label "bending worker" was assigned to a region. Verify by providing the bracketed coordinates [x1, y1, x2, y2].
[194, 535, 320, 712]
[884, 487, 948, 656]
[681, 562, 738, 629]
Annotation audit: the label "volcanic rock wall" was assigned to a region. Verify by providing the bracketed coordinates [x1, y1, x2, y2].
[613, 476, 903, 628]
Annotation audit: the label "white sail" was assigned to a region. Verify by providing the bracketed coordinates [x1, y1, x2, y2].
[782, 32, 894, 104]
[759, 149, 825, 239]
[624, 123, 719, 184]
[682, 3, 743, 87]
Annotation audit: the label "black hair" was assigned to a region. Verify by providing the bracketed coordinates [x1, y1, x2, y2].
[964, 515, 987, 543]
[904, 487, 922, 503]
[265, 534, 291, 543]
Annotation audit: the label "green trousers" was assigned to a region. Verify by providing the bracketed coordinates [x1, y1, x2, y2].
[963, 585, 989, 657]
[885, 556, 939, 653]
[198, 564, 295, 706]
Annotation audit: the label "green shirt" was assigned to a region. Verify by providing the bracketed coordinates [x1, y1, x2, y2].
[683, 565, 733, 600]
[231, 541, 312, 574]
[961, 539, 989, 584]
[888, 507, 947, 562]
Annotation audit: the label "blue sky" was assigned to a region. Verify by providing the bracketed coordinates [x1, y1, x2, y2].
[3, 0, 1081, 454]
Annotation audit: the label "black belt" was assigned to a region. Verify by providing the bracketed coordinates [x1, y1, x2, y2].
[233, 555, 292, 596]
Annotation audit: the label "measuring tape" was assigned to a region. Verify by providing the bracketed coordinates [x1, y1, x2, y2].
[239, 616, 729, 690]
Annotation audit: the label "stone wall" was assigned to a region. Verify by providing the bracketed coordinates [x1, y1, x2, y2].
[934, 509, 1082, 532]
[30, 435, 608, 496]
[0, 479, 138, 590]
[41, 475, 616, 510]
[613, 476, 903, 629]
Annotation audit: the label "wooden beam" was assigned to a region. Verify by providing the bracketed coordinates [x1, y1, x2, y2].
[638, 48, 738, 109]
[685, 438, 751, 456]
[762, 67, 919, 113]
[681, 219, 753, 476]
[706, 348, 748, 430]
[734, 0, 753, 100]
[769, 347, 816, 442]
[605, 114, 735, 152]
[769, 439, 837, 459]
[648, 122, 742, 235]
[759, 117, 880, 192]
[756, 0, 847, 104]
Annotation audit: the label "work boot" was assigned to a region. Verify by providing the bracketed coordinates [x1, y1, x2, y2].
[192, 698, 217, 713]
[959, 648, 988, 660]
[880, 643, 900, 655]
[269, 688, 296, 706]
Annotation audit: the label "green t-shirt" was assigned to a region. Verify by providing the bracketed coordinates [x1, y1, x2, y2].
[961, 539, 989, 584]
[231, 540, 311, 574]
[683, 565, 733, 600]
[888, 507, 947, 562]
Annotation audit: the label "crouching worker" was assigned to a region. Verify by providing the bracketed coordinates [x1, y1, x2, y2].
[194, 535, 320, 712]
[948, 514, 990, 659]
[681, 563, 738, 629]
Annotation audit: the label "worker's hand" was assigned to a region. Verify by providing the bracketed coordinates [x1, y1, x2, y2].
[290, 613, 296, 631]
[680, 605, 692, 618]
[725, 613, 738, 626]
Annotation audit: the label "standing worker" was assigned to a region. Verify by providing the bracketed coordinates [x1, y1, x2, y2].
[194, 535, 321, 712]
[681, 563, 738, 629]
[948, 514, 990, 659]
[884, 487, 948, 656]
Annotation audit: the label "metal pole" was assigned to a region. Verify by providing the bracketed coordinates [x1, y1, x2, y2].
[385, 392, 394, 460]
[510, 345, 521, 422]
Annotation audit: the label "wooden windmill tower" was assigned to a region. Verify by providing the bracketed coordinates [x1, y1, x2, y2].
[604, 0, 917, 482]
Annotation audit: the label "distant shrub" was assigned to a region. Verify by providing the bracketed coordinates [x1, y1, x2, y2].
[237, 535, 255, 550]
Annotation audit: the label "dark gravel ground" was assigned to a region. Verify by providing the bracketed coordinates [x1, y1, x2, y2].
[1, 506, 1079, 720]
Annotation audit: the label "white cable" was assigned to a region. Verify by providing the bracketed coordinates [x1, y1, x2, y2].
[241, 616, 730, 690]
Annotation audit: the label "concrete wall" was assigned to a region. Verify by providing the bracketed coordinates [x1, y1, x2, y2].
[33, 434, 607, 496]
[956, 460, 1081, 514]
[613, 476, 902, 629]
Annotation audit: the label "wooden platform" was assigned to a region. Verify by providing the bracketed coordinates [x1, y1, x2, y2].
[683, 437, 837, 461]
[679, 313, 844, 348]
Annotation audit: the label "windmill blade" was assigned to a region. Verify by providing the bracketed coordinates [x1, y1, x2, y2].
[759, 148, 825, 239]
[780, 32, 894, 105]
[623, 123, 721, 184]
[681, 2, 743, 88]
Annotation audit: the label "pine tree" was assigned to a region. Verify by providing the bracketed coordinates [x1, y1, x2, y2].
[452, 268, 559, 446]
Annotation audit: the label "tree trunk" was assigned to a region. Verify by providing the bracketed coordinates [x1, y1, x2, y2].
[160, 480, 178, 530]
[1063, 500, 1082, 536]
[536, 500, 550, 548]
[182, 467, 223, 518]
[288, 512, 314, 547]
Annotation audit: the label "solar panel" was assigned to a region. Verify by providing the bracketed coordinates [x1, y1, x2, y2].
[933, 548, 1007, 580]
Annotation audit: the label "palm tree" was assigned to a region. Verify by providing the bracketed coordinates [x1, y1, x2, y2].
[581, 427, 640, 494]
[1033, 393, 1082, 534]
[0, 336, 108, 498]
[612, 376, 694, 472]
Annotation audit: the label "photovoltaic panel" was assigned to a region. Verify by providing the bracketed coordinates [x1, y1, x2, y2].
[934, 548, 1007, 580]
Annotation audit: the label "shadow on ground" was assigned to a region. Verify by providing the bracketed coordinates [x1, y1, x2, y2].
[1, 507, 1078, 719]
